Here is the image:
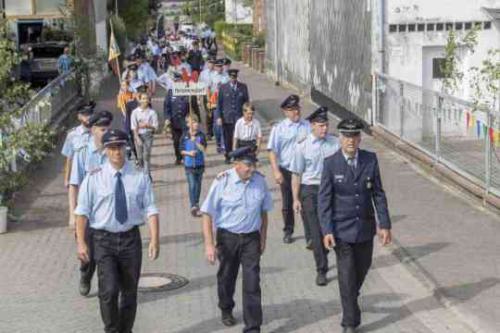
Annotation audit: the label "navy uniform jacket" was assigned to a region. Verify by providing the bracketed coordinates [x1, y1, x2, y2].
[318, 149, 391, 243]
[164, 89, 189, 130]
[216, 81, 249, 125]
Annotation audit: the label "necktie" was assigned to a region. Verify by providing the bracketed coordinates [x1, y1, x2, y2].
[115, 172, 128, 224]
[347, 157, 356, 175]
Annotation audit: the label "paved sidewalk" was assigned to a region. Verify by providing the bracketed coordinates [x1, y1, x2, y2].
[0, 64, 497, 333]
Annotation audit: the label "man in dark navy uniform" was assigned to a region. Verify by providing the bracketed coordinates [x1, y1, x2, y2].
[216, 69, 249, 164]
[318, 118, 392, 333]
[164, 72, 189, 165]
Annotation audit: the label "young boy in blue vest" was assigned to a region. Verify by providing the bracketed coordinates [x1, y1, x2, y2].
[181, 114, 207, 217]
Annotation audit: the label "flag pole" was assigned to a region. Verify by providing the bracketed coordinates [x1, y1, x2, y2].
[109, 18, 122, 84]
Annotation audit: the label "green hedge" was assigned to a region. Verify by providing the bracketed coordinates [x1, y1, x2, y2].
[214, 21, 252, 37]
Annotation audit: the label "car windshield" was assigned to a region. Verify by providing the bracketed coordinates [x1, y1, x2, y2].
[32, 47, 65, 58]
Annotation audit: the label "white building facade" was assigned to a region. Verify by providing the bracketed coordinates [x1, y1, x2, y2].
[384, 0, 500, 99]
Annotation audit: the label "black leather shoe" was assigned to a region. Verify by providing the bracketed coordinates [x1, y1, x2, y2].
[221, 312, 236, 327]
[283, 233, 293, 244]
[79, 277, 91, 296]
[342, 327, 357, 333]
[316, 273, 327, 286]
[306, 239, 313, 250]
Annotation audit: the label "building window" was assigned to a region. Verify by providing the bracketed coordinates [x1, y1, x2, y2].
[446, 23, 453, 31]
[398, 24, 407, 32]
[484, 21, 491, 29]
[36, 0, 66, 15]
[464, 22, 472, 30]
[436, 23, 444, 31]
[455, 22, 463, 30]
[433, 58, 449, 79]
[474, 21, 482, 29]
[389, 24, 397, 33]
[4, 0, 33, 15]
[418, 23, 425, 32]
[427, 23, 435, 31]
[408, 24, 416, 32]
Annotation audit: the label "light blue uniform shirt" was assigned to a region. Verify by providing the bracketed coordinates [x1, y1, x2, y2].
[201, 168, 273, 234]
[267, 118, 311, 170]
[61, 125, 91, 158]
[289, 133, 340, 185]
[210, 72, 229, 93]
[75, 161, 158, 233]
[69, 138, 107, 186]
[137, 63, 157, 83]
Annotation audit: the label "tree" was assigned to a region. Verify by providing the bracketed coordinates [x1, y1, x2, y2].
[0, 18, 55, 204]
[120, 0, 150, 40]
[442, 24, 499, 112]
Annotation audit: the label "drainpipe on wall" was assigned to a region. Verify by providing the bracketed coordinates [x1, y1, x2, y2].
[379, 0, 386, 73]
[372, 0, 386, 125]
[274, 0, 279, 85]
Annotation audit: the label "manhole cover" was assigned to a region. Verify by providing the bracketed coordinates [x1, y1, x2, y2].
[138, 273, 189, 292]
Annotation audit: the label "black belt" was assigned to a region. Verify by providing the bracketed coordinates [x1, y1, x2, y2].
[301, 184, 320, 189]
[217, 228, 260, 237]
[91, 226, 138, 236]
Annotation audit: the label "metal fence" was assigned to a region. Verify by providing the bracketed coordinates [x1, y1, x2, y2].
[8, 70, 82, 171]
[17, 71, 81, 127]
[374, 72, 500, 197]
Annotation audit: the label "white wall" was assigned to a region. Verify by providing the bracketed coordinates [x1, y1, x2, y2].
[386, 0, 500, 101]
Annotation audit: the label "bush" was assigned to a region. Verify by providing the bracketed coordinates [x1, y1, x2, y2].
[214, 21, 252, 37]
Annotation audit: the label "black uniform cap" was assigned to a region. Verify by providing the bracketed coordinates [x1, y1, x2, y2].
[77, 100, 96, 115]
[214, 59, 225, 66]
[227, 69, 239, 78]
[224, 57, 232, 65]
[207, 56, 216, 63]
[230, 146, 258, 164]
[88, 110, 114, 127]
[172, 71, 182, 80]
[337, 118, 364, 136]
[280, 94, 300, 109]
[102, 129, 128, 147]
[306, 106, 328, 123]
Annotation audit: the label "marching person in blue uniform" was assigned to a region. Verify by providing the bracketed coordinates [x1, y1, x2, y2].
[75, 129, 160, 333]
[164, 72, 189, 165]
[201, 146, 273, 333]
[267, 94, 311, 244]
[216, 68, 250, 164]
[69, 110, 113, 296]
[289, 107, 340, 286]
[62, 102, 94, 227]
[318, 118, 392, 333]
[210, 59, 229, 153]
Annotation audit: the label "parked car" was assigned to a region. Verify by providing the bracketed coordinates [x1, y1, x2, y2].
[20, 41, 69, 86]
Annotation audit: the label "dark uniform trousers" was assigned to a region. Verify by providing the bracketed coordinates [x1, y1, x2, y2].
[278, 167, 295, 235]
[216, 228, 262, 333]
[93, 227, 142, 333]
[80, 224, 96, 282]
[299, 185, 328, 273]
[202, 96, 214, 138]
[335, 239, 373, 328]
[172, 128, 184, 162]
[223, 123, 235, 158]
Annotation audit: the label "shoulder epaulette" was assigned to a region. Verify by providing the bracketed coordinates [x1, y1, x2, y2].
[216, 171, 229, 180]
[74, 145, 87, 153]
[297, 136, 307, 144]
[254, 170, 265, 178]
[89, 168, 102, 175]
